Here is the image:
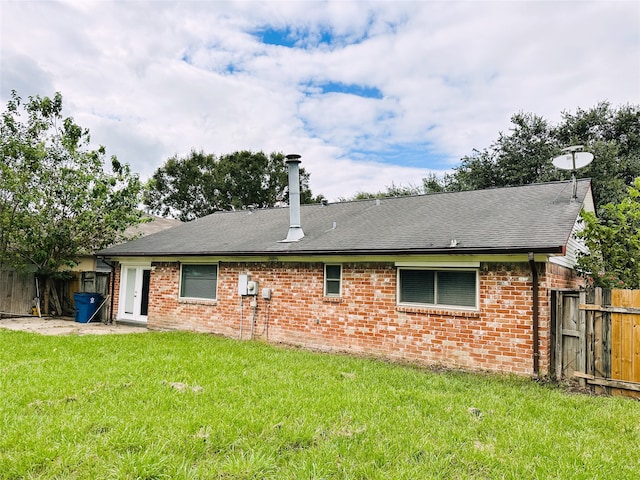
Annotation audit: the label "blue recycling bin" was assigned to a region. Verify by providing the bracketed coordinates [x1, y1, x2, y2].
[74, 293, 101, 323]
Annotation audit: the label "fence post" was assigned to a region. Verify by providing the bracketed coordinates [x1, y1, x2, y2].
[578, 290, 587, 387]
[553, 291, 564, 380]
[602, 289, 612, 381]
[586, 288, 598, 379]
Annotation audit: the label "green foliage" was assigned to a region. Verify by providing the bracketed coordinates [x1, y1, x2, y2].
[422, 172, 447, 193]
[443, 103, 639, 281]
[143, 150, 219, 221]
[576, 178, 640, 288]
[340, 181, 427, 201]
[556, 102, 640, 208]
[144, 150, 319, 221]
[0, 90, 143, 276]
[1, 330, 639, 479]
[313, 103, 640, 208]
[448, 112, 559, 192]
[447, 103, 640, 211]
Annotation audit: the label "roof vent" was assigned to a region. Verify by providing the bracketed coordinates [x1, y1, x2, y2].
[280, 154, 304, 242]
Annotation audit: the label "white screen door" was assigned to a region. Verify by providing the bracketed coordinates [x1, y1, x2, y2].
[119, 265, 151, 322]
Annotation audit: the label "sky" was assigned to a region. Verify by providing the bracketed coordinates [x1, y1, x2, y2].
[1, 0, 639, 201]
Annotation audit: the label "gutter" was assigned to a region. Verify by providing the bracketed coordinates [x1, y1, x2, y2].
[97, 245, 566, 258]
[528, 252, 540, 378]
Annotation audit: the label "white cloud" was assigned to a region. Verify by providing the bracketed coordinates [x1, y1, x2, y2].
[1, 0, 638, 202]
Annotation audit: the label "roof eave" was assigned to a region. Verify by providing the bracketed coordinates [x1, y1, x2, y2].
[98, 245, 565, 258]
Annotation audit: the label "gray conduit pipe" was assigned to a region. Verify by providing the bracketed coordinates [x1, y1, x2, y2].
[239, 297, 244, 340]
[528, 252, 540, 378]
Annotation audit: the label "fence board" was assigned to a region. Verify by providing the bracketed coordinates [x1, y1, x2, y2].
[565, 288, 640, 396]
[0, 269, 36, 315]
[557, 292, 581, 380]
[553, 291, 563, 379]
[611, 290, 640, 385]
[635, 319, 640, 383]
[620, 315, 633, 380]
[587, 288, 599, 378]
[610, 309, 622, 380]
[612, 289, 640, 307]
[602, 289, 612, 379]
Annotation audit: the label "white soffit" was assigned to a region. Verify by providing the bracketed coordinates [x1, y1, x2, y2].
[395, 261, 480, 268]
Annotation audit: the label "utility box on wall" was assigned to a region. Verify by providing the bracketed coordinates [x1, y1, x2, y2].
[238, 274, 249, 296]
[247, 281, 258, 296]
[238, 274, 259, 296]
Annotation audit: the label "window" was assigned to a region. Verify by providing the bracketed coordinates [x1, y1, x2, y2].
[180, 264, 218, 300]
[324, 264, 342, 296]
[398, 268, 477, 309]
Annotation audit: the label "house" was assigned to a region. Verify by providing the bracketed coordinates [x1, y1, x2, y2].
[1, 215, 181, 318]
[67, 215, 181, 318]
[98, 157, 594, 377]
[72, 215, 182, 279]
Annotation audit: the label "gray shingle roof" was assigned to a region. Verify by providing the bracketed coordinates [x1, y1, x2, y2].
[98, 179, 592, 257]
[123, 215, 182, 238]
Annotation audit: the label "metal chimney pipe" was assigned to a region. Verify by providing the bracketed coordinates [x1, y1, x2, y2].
[282, 154, 304, 242]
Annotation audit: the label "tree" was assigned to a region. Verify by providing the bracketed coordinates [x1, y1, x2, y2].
[349, 111, 564, 198]
[575, 178, 640, 289]
[142, 151, 219, 221]
[555, 102, 640, 208]
[338, 181, 425, 202]
[1, 91, 144, 308]
[144, 150, 318, 221]
[422, 172, 447, 194]
[444, 147, 501, 192]
[447, 112, 559, 191]
[446, 103, 640, 211]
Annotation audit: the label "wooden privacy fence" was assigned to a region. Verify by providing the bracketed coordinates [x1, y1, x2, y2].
[552, 288, 640, 397]
[1, 268, 111, 321]
[0, 269, 37, 316]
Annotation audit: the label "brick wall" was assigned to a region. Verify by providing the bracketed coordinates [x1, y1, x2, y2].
[112, 265, 121, 317]
[116, 259, 582, 376]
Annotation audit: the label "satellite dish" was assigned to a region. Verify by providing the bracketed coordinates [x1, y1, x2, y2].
[552, 152, 594, 171]
[551, 145, 594, 200]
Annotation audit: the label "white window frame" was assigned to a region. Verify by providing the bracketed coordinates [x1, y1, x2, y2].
[324, 264, 342, 297]
[397, 267, 479, 310]
[178, 263, 219, 301]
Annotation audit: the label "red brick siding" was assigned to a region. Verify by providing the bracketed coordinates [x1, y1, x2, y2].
[116, 260, 581, 376]
[112, 263, 121, 316]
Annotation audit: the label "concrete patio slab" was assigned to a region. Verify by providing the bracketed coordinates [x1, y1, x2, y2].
[0, 316, 148, 336]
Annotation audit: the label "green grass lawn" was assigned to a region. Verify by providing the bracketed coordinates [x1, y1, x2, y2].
[1, 329, 639, 479]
